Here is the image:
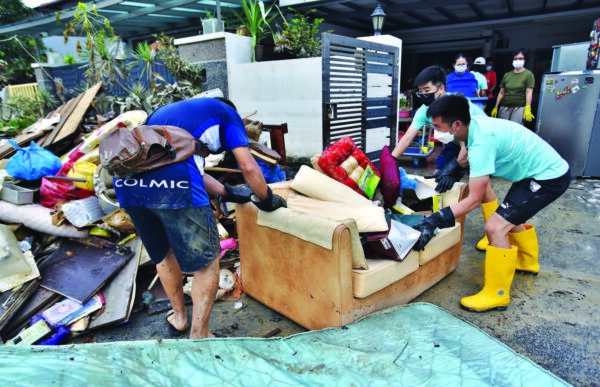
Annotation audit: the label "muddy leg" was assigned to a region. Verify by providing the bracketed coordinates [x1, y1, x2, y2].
[190, 257, 220, 339]
[156, 249, 188, 331]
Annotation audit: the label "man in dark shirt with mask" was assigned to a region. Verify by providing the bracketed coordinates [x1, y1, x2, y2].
[391, 66, 486, 182]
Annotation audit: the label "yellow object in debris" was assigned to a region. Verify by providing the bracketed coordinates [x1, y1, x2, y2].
[118, 233, 137, 246]
[421, 146, 429, 154]
[68, 161, 96, 190]
[89, 227, 112, 238]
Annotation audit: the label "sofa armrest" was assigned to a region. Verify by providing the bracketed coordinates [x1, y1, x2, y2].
[236, 203, 355, 330]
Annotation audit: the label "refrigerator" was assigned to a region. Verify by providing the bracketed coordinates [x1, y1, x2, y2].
[536, 70, 600, 177]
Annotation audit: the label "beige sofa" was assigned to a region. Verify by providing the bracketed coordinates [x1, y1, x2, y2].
[236, 175, 467, 330]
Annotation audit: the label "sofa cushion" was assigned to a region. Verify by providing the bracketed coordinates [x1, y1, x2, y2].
[352, 251, 419, 299]
[419, 223, 462, 265]
[291, 165, 372, 207]
[286, 190, 388, 233]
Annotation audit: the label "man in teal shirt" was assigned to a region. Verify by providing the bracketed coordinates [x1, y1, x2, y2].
[393, 66, 497, 250]
[413, 95, 570, 313]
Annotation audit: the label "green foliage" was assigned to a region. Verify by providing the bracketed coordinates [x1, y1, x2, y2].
[64, 54, 77, 65]
[0, 0, 34, 24]
[0, 35, 45, 84]
[115, 81, 199, 114]
[0, 91, 58, 137]
[153, 33, 204, 90]
[134, 41, 164, 90]
[61, 2, 129, 92]
[235, 0, 278, 59]
[0, 59, 7, 88]
[275, 9, 328, 59]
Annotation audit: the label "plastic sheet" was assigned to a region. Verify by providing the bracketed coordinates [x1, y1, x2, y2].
[0, 303, 567, 386]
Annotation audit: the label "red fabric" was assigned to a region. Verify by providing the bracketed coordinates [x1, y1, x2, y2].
[377, 145, 400, 208]
[318, 137, 381, 196]
[40, 177, 95, 209]
[485, 71, 497, 99]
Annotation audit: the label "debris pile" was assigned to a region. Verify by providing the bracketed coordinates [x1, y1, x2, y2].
[0, 84, 286, 345]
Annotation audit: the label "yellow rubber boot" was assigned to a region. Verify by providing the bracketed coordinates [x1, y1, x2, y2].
[460, 245, 518, 312]
[509, 224, 540, 275]
[476, 200, 499, 251]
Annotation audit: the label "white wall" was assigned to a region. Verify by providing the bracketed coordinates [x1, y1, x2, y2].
[229, 57, 323, 157]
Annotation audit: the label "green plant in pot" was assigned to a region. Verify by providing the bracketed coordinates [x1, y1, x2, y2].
[235, 0, 277, 61]
[398, 95, 411, 118]
[201, 11, 224, 34]
[274, 9, 330, 59]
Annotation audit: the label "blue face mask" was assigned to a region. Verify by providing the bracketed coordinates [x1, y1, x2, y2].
[486, 66, 492, 71]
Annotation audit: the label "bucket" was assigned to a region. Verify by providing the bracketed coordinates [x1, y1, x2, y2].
[399, 110, 411, 118]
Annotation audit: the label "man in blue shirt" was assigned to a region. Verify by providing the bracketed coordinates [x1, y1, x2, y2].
[114, 97, 285, 338]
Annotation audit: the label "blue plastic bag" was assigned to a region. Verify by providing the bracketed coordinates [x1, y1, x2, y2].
[6, 140, 62, 180]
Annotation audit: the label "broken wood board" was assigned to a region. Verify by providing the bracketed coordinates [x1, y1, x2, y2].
[88, 238, 141, 330]
[0, 279, 40, 333]
[38, 239, 133, 304]
[46, 82, 102, 146]
[0, 110, 65, 159]
[0, 286, 60, 340]
[37, 93, 82, 147]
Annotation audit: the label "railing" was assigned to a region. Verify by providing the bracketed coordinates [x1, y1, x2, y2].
[6, 83, 39, 99]
[44, 60, 177, 99]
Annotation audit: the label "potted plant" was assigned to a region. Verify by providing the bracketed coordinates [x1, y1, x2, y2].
[271, 9, 331, 59]
[398, 95, 411, 118]
[235, 0, 277, 61]
[202, 11, 224, 35]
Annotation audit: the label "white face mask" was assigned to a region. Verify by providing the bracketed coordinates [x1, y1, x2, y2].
[454, 65, 467, 74]
[434, 129, 455, 144]
[512, 60, 525, 69]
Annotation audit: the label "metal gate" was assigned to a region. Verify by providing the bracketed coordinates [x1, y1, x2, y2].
[322, 33, 399, 160]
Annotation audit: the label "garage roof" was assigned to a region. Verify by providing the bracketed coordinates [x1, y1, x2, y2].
[1, 0, 600, 41]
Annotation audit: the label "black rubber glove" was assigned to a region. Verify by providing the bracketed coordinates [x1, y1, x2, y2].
[251, 187, 287, 212]
[424, 158, 465, 193]
[221, 183, 253, 204]
[412, 207, 455, 251]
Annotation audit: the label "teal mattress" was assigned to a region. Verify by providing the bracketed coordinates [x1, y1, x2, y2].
[0, 303, 567, 386]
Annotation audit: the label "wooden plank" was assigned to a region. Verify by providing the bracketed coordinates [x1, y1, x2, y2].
[0, 286, 60, 340]
[205, 167, 242, 173]
[38, 96, 81, 147]
[88, 239, 141, 330]
[38, 239, 133, 304]
[0, 279, 40, 333]
[51, 82, 102, 145]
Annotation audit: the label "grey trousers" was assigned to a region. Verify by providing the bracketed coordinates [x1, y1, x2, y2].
[499, 106, 524, 124]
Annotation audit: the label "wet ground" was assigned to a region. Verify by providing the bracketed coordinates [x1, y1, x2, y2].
[72, 153, 600, 386]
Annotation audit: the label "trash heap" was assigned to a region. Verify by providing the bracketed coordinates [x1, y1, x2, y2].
[0, 84, 285, 346]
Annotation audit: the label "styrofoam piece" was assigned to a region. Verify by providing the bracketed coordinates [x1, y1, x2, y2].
[62, 197, 106, 228]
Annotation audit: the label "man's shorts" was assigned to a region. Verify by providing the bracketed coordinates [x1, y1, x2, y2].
[124, 206, 220, 273]
[496, 170, 571, 226]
